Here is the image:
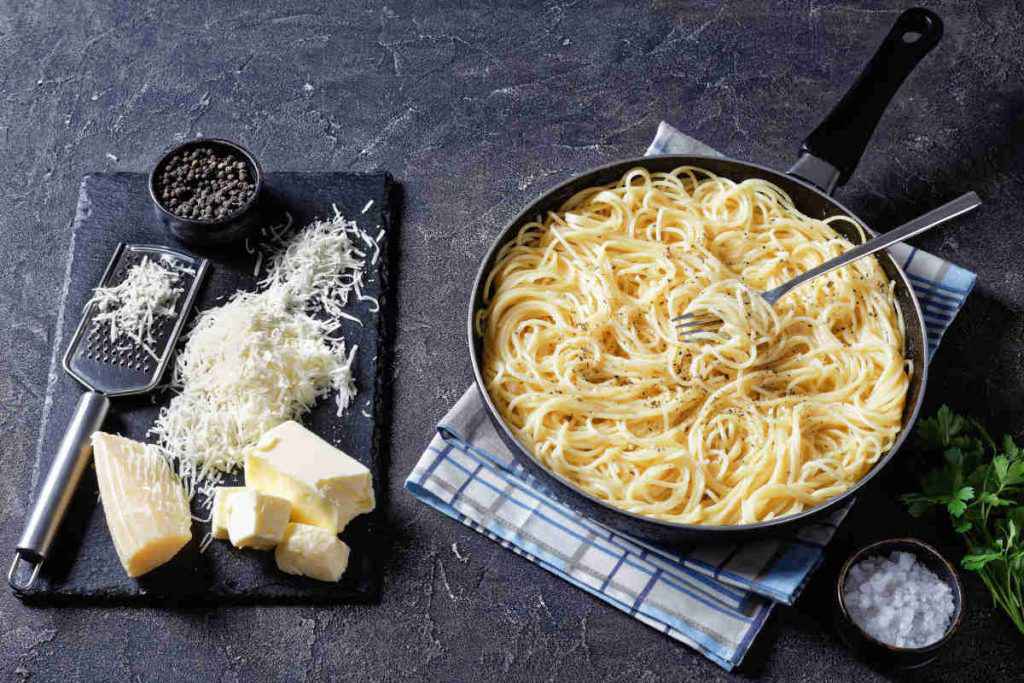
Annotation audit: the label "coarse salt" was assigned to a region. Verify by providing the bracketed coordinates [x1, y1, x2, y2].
[843, 551, 954, 648]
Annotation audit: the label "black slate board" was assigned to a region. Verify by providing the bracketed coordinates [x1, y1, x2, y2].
[19, 171, 396, 605]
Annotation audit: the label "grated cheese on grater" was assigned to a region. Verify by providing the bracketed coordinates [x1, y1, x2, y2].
[150, 209, 370, 501]
[86, 256, 187, 359]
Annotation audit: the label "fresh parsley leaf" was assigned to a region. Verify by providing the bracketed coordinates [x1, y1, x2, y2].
[1003, 435, 1021, 460]
[906, 407, 1024, 636]
[947, 499, 968, 517]
[963, 550, 1002, 571]
[980, 491, 1014, 507]
[995, 456, 1010, 485]
[1008, 461, 1024, 486]
[917, 405, 967, 450]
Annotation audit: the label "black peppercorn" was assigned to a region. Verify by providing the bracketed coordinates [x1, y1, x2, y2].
[154, 143, 257, 221]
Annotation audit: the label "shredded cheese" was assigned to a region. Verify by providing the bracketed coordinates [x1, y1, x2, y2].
[86, 256, 185, 359]
[259, 211, 367, 320]
[151, 210, 372, 500]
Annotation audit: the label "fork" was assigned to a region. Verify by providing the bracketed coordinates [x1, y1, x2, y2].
[673, 191, 982, 343]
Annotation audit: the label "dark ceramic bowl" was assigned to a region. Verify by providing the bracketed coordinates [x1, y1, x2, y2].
[149, 138, 264, 247]
[835, 538, 964, 670]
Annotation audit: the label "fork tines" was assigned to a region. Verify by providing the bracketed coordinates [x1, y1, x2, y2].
[672, 312, 722, 343]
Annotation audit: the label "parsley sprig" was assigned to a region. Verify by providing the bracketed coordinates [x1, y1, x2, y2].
[902, 406, 1024, 635]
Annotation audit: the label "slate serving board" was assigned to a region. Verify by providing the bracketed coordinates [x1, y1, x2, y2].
[19, 171, 396, 605]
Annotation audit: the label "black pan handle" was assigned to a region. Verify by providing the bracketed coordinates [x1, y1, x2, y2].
[789, 8, 942, 194]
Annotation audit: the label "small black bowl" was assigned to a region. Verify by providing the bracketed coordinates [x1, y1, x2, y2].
[149, 138, 264, 247]
[835, 538, 964, 670]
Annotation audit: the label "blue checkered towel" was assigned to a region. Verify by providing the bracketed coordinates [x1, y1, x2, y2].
[405, 122, 977, 671]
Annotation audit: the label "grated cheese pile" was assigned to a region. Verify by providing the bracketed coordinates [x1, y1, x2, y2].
[260, 214, 370, 322]
[86, 256, 185, 359]
[150, 209, 370, 500]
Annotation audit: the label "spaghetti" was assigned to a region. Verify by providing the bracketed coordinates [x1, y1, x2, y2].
[477, 166, 909, 525]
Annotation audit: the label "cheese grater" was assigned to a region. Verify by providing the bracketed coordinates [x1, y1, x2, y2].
[9, 243, 208, 591]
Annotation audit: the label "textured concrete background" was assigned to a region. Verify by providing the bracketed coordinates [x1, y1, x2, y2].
[1, 0, 1022, 680]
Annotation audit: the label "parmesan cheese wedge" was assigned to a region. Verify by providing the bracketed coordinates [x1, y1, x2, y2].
[210, 486, 246, 540]
[91, 433, 192, 578]
[245, 421, 374, 534]
[275, 523, 350, 582]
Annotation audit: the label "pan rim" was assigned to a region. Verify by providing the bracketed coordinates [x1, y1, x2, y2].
[467, 153, 928, 536]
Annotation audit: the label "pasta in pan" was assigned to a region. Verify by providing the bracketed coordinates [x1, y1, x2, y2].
[477, 166, 909, 525]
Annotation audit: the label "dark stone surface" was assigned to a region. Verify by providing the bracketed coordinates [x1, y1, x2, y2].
[19, 172, 394, 604]
[1, 0, 1022, 679]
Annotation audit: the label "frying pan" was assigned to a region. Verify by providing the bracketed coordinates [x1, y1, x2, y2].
[468, 8, 942, 544]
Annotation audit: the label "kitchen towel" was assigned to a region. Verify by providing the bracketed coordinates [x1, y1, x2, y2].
[405, 122, 976, 670]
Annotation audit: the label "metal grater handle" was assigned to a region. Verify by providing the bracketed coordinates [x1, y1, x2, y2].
[9, 392, 110, 591]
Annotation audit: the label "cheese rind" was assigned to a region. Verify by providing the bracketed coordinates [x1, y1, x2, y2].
[227, 490, 291, 550]
[91, 433, 192, 578]
[211, 487, 246, 540]
[274, 523, 350, 582]
[245, 421, 374, 534]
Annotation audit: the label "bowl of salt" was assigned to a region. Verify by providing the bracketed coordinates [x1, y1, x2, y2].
[835, 538, 964, 669]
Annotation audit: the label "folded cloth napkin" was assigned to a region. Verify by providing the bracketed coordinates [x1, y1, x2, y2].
[405, 122, 977, 671]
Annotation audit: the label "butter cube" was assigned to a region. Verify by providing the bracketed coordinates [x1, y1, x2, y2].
[227, 490, 291, 550]
[91, 433, 192, 578]
[210, 486, 246, 540]
[245, 421, 374, 534]
[275, 523, 350, 582]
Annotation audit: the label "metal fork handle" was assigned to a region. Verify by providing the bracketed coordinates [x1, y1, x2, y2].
[763, 191, 982, 304]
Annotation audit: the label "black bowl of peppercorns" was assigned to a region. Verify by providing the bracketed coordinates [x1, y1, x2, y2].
[149, 138, 264, 246]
